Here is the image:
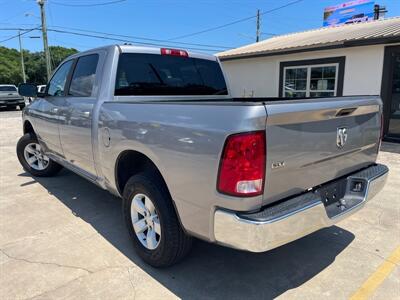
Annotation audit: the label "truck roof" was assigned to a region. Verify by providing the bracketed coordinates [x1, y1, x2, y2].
[71, 44, 218, 62]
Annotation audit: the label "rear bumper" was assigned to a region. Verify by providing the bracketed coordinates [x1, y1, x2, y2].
[214, 164, 388, 252]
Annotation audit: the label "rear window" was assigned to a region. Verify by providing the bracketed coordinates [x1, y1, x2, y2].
[115, 53, 228, 96]
[0, 86, 17, 92]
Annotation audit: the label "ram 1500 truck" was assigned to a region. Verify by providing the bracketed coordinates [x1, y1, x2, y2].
[17, 45, 388, 267]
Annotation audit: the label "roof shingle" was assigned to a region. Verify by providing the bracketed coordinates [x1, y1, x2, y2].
[218, 17, 400, 60]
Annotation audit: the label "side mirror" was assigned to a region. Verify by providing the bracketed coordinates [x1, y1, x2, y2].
[18, 83, 38, 98]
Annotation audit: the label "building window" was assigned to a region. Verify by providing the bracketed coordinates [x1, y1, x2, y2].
[284, 64, 338, 98]
[279, 57, 345, 98]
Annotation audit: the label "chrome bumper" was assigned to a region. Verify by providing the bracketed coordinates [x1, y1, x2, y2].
[0, 99, 24, 105]
[214, 164, 388, 252]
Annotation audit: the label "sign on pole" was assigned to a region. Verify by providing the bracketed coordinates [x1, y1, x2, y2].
[323, 0, 375, 27]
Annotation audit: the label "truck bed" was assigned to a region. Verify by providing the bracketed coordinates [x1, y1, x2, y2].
[98, 95, 381, 240]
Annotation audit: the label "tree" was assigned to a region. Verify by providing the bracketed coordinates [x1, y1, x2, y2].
[0, 47, 23, 84]
[0, 45, 78, 85]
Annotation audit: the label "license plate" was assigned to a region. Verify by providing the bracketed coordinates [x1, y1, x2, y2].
[316, 178, 347, 207]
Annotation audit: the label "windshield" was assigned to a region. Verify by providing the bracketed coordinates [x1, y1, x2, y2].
[0, 86, 17, 92]
[115, 53, 228, 96]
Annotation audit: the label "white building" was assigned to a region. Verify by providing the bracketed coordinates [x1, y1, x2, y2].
[218, 17, 400, 142]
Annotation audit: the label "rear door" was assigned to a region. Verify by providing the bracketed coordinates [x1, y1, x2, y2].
[263, 96, 381, 205]
[58, 53, 101, 177]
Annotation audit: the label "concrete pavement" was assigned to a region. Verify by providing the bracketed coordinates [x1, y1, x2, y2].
[0, 110, 399, 299]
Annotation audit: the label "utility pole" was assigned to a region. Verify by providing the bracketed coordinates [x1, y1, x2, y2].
[37, 0, 51, 80]
[256, 9, 261, 43]
[18, 30, 26, 83]
[374, 4, 388, 20]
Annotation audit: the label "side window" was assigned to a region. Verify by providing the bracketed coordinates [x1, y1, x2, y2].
[69, 54, 99, 97]
[47, 60, 73, 97]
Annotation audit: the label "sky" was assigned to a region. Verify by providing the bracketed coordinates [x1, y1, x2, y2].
[0, 0, 400, 54]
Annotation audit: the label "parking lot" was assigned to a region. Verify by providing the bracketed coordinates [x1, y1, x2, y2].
[0, 109, 399, 299]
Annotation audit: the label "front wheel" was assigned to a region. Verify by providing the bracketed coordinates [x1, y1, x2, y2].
[122, 172, 192, 267]
[16, 133, 62, 177]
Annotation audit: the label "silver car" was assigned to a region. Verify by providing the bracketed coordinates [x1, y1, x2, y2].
[0, 84, 25, 110]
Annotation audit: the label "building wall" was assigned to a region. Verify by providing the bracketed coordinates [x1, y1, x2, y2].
[221, 45, 387, 98]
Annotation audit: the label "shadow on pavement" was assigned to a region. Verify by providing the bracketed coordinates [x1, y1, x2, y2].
[381, 142, 400, 154]
[20, 169, 354, 299]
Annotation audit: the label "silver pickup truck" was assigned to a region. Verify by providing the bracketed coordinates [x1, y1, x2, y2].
[0, 84, 25, 110]
[17, 45, 388, 267]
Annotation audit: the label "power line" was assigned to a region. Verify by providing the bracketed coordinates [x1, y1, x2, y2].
[0, 28, 37, 31]
[0, 26, 232, 51]
[169, 15, 256, 41]
[169, 0, 305, 41]
[51, 0, 127, 7]
[49, 35, 94, 50]
[261, 32, 278, 36]
[0, 28, 39, 43]
[49, 25, 233, 49]
[0, 7, 35, 24]
[47, 28, 228, 52]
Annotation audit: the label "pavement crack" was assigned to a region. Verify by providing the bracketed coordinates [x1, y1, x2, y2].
[0, 248, 93, 274]
[127, 266, 137, 299]
[377, 210, 385, 227]
[24, 273, 90, 300]
[24, 265, 131, 300]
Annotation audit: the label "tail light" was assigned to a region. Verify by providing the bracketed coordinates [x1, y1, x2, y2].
[160, 48, 188, 57]
[217, 131, 266, 197]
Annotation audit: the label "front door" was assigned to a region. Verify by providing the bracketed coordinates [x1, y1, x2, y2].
[32, 60, 74, 156]
[382, 46, 400, 141]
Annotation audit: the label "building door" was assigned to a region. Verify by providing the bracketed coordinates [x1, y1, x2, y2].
[382, 46, 400, 142]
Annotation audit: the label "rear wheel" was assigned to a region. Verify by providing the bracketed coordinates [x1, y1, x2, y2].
[122, 172, 192, 267]
[16, 133, 62, 177]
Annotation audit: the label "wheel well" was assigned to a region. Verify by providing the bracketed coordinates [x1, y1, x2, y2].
[115, 150, 188, 234]
[115, 150, 165, 195]
[23, 121, 35, 136]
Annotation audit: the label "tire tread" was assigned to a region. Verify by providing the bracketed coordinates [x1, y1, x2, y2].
[16, 133, 62, 177]
[122, 171, 192, 267]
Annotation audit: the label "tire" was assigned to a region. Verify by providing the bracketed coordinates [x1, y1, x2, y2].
[122, 172, 192, 267]
[19, 104, 25, 110]
[16, 133, 62, 177]
[7, 105, 17, 110]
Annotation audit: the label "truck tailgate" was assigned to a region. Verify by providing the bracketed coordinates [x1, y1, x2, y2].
[263, 96, 382, 206]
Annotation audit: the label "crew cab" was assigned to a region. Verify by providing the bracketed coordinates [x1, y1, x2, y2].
[17, 45, 388, 267]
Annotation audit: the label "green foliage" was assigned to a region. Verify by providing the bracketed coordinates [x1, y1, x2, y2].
[0, 46, 78, 85]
